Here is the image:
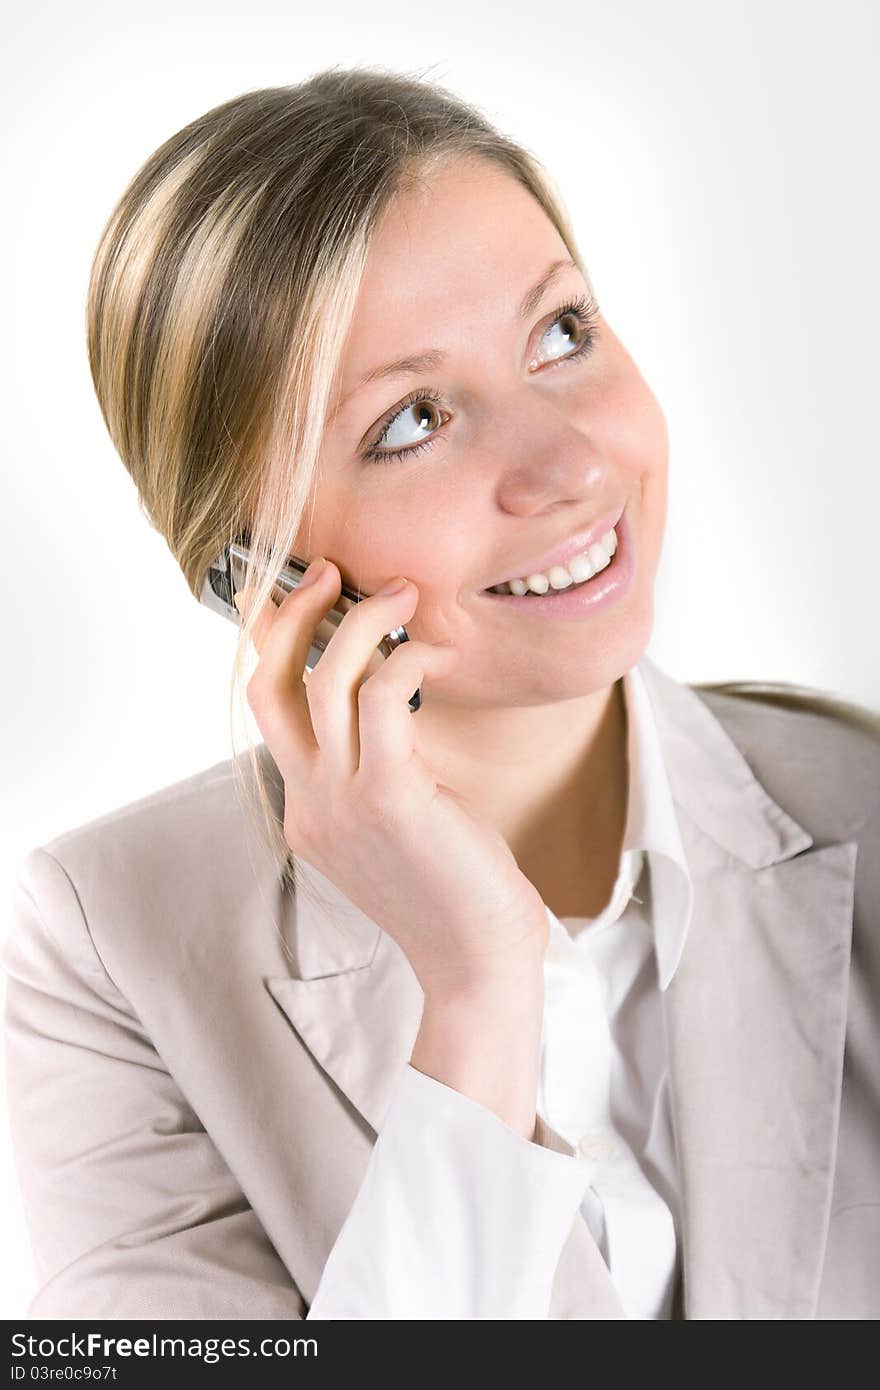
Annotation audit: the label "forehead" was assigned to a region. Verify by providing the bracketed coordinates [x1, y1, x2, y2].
[349, 158, 570, 342]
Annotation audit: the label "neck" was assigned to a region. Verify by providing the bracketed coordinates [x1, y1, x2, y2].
[413, 677, 630, 913]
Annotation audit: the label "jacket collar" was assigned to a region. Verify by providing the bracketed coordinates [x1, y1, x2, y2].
[261, 652, 856, 1319]
[271, 651, 815, 986]
[637, 653, 814, 865]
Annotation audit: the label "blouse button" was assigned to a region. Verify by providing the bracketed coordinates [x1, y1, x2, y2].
[577, 1130, 618, 1161]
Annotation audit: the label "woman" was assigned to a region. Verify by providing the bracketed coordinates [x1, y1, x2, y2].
[4, 66, 879, 1321]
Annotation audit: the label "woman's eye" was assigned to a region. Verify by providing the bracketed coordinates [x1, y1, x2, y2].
[362, 388, 447, 463]
[377, 398, 443, 452]
[362, 294, 599, 464]
[532, 305, 596, 368]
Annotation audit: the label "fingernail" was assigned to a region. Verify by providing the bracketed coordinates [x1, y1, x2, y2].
[299, 557, 327, 590]
[377, 576, 409, 596]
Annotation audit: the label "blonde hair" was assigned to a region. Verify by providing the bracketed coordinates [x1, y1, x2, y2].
[85, 64, 587, 902]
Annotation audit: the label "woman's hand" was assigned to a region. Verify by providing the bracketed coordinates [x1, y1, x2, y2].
[236, 559, 549, 1000]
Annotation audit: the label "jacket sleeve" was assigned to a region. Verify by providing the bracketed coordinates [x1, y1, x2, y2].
[306, 1060, 594, 1319]
[2, 847, 307, 1320]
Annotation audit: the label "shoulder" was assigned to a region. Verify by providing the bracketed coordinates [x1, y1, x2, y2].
[37, 741, 283, 881]
[691, 680, 880, 849]
[9, 743, 285, 996]
[41, 751, 248, 862]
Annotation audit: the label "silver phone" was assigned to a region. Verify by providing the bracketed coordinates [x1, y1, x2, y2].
[200, 536, 422, 713]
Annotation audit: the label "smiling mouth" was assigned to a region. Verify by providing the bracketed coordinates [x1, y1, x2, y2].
[479, 524, 621, 597]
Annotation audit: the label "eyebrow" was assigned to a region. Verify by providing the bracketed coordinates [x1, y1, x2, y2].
[337, 256, 579, 411]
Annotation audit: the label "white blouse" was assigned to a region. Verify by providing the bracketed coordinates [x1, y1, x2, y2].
[308, 657, 695, 1319]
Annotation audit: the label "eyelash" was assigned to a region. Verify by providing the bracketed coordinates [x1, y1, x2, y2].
[361, 293, 601, 464]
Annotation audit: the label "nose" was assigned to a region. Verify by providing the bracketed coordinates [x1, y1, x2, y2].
[488, 390, 609, 515]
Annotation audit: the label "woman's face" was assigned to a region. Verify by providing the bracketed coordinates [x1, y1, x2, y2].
[298, 155, 669, 710]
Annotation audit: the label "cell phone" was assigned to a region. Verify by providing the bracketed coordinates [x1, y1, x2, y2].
[200, 535, 422, 712]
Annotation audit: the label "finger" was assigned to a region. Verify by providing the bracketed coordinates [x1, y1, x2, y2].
[247, 557, 341, 688]
[239, 560, 342, 772]
[355, 639, 460, 786]
[304, 579, 421, 777]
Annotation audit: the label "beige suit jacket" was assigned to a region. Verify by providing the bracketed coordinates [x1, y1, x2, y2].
[4, 654, 879, 1319]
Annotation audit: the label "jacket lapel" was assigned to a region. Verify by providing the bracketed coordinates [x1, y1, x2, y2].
[265, 885, 420, 1139]
[264, 856, 626, 1316]
[639, 656, 858, 1319]
[263, 654, 857, 1319]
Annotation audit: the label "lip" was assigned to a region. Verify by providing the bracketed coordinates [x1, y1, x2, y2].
[480, 503, 626, 591]
[476, 501, 635, 618]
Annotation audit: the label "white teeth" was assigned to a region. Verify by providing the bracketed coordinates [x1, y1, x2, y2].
[492, 527, 618, 596]
[567, 552, 596, 584]
[546, 565, 573, 591]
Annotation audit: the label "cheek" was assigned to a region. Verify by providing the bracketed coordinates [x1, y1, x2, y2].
[372, 494, 482, 643]
[392, 508, 476, 593]
[610, 378, 668, 478]
[636, 448, 669, 587]
[639, 393, 670, 511]
[597, 374, 669, 577]
[309, 481, 474, 598]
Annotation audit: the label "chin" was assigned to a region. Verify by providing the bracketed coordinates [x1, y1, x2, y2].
[525, 593, 656, 704]
[477, 615, 655, 710]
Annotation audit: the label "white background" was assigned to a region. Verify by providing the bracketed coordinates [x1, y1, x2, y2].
[2, 0, 878, 1317]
